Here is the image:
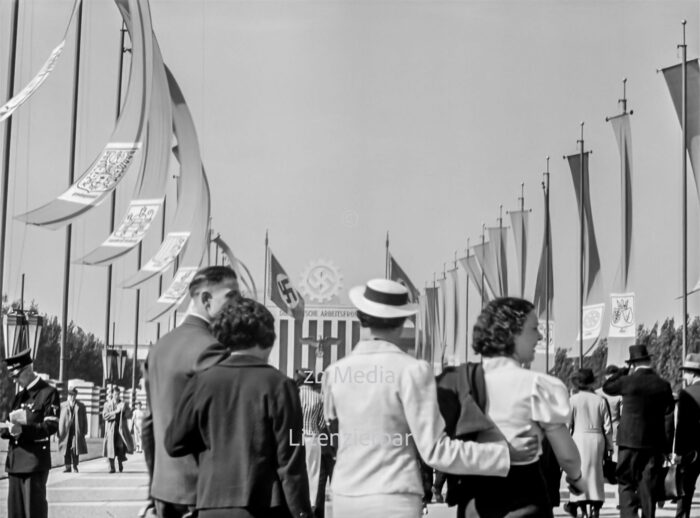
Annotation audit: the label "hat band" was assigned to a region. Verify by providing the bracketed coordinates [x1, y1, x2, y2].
[364, 286, 408, 307]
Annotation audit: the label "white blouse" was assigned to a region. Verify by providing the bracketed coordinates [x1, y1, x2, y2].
[482, 356, 571, 465]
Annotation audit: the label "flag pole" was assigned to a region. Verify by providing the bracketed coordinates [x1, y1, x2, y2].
[0, 0, 20, 332]
[105, 22, 128, 356]
[263, 230, 269, 306]
[131, 242, 142, 407]
[519, 184, 526, 298]
[578, 122, 585, 367]
[60, 0, 84, 389]
[680, 20, 688, 361]
[385, 231, 390, 278]
[498, 205, 504, 296]
[543, 157, 551, 373]
[465, 239, 470, 362]
[481, 224, 486, 309]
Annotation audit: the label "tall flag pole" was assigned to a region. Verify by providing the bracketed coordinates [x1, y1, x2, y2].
[681, 21, 688, 361]
[0, 0, 20, 332]
[465, 240, 470, 361]
[60, 0, 84, 388]
[481, 225, 486, 307]
[544, 162, 551, 371]
[578, 124, 585, 365]
[263, 230, 269, 306]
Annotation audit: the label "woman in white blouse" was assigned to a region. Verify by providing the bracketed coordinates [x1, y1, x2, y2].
[323, 280, 536, 518]
[468, 297, 586, 517]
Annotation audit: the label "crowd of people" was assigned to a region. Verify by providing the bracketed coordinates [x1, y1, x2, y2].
[1, 264, 699, 518]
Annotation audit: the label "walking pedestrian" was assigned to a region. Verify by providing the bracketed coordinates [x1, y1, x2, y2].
[564, 368, 613, 518]
[674, 353, 700, 518]
[165, 296, 313, 518]
[102, 387, 134, 473]
[58, 387, 88, 473]
[461, 297, 586, 518]
[131, 402, 144, 454]
[142, 265, 239, 518]
[323, 279, 519, 518]
[0, 349, 60, 518]
[603, 344, 675, 518]
[295, 369, 325, 517]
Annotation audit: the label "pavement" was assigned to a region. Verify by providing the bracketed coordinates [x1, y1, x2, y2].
[0, 453, 695, 517]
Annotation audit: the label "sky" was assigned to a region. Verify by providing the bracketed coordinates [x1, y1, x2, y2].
[0, 0, 699, 357]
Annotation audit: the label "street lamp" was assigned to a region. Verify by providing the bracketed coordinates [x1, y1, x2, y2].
[3, 308, 43, 360]
[102, 345, 128, 384]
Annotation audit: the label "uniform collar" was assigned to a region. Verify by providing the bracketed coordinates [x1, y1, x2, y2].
[352, 340, 404, 355]
[26, 375, 41, 391]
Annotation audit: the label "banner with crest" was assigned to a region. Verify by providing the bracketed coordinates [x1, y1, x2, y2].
[608, 293, 635, 339]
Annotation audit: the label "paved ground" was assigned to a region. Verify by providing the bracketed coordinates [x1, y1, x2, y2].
[0, 453, 696, 517]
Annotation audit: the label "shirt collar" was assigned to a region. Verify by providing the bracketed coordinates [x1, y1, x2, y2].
[186, 311, 210, 325]
[482, 356, 521, 372]
[352, 340, 404, 355]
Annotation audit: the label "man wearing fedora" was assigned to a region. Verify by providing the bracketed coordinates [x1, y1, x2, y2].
[0, 349, 60, 518]
[674, 352, 700, 518]
[603, 344, 675, 518]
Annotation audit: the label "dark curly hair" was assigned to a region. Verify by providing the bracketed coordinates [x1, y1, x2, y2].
[211, 297, 276, 352]
[472, 297, 535, 357]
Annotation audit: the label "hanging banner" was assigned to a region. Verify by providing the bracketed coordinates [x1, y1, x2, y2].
[0, 0, 81, 122]
[460, 254, 491, 303]
[533, 185, 553, 320]
[575, 303, 606, 342]
[212, 234, 258, 300]
[535, 320, 555, 354]
[141, 232, 190, 272]
[487, 227, 509, 296]
[510, 210, 529, 297]
[100, 199, 163, 247]
[269, 250, 305, 322]
[473, 241, 500, 298]
[17, 0, 153, 228]
[609, 293, 635, 339]
[157, 267, 198, 304]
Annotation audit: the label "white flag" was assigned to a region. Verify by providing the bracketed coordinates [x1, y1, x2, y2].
[576, 303, 606, 342]
[609, 293, 635, 339]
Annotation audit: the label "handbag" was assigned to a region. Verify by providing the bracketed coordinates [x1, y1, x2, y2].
[658, 461, 683, 502]
[602, 450, 617, 485]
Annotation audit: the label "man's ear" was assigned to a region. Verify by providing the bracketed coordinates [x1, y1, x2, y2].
[200, 290, 212, 309]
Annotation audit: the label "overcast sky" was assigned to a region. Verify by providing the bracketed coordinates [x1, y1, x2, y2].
[0, 0, 699, 355]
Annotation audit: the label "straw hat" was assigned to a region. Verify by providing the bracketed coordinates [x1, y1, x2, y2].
[348, 279, 418, 318]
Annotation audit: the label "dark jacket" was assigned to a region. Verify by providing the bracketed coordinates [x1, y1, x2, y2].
[142, 314, 229, 505]
[58, 400, 88, 455]
[164, 354, 312, 517]
[602, 367, 675, 452]
[0, 377, 60, 474]
[674, 382, 700, 459]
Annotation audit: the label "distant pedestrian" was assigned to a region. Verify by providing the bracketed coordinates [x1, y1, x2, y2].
[131, 402, 144, 454]
[165, 296, 313, 518]
[142, 265, 239, 518]
[1, 349, 60, 518]
[102, 387, 134, 473]
[596, 365, 622, 458]
[565, 368, 613, 518]
[603, 344, 675, 518]
[674, 353, 700, 518]
[58, 387, 88, 473]
[295, 369, 325, 517]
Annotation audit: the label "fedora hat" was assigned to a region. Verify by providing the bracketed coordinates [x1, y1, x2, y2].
[349, 279, 418, 319]
[626, 344, 652, 364]
[681, 352, 700, 372]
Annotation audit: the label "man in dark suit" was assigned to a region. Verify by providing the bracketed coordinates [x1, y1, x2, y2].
[142, 265, 239, 518]
[164, 296, 312, 518]
[603, 344, 675, 518]
[0, 349, 60, 518]
[674, 353, 700, 518]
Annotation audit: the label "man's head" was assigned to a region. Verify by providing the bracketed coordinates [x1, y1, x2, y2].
[188, 266, 239, 321]
[681, 353, 700, 386]
[68, 387, 78, 403]
[112, 388, 122, 402]
[4, 350, 35, 388]
[626, 344, 652, 370]
[603, 365, 620, 380]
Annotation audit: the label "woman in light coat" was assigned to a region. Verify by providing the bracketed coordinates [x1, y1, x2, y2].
[323, 279, 538, 518]
[565, 369, 613, 518]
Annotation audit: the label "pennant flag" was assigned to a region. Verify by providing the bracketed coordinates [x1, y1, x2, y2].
[454, 269, 467, 365]
[662, 59, 700, 202]
[269, 251, 305, 322]
[459, 254, 491, 304]
[487, 227, 509, 296]
[533, 186, 553, 320]
[16, 0, 152, 228]
[78, 33, 173, 265]
[435, 276, 447, 368]
[442, 269, 458, 364]
[566, 152, 604, 303]
[123, 67, 207, 288]
[575, 303, 606, 343]
[608, 293, 635, 339]
[0, 0, 81, 122]
[425, 286, 440, 372]
[473, 240, 500, 298]
[509, 210, 529, 297]
[388, 254, 420, 303]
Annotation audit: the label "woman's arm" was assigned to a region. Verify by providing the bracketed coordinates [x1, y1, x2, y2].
[543, 423, 585, 493]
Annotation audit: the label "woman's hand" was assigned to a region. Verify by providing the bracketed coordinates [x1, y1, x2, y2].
[507, 434, 539, 464]
[565, 472, 586, 496]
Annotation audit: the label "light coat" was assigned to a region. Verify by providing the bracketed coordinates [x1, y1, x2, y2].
[102, 400, 134, 458]
[58, 400, 88, 455]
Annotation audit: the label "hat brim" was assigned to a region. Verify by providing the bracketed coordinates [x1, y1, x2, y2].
[625, 355, 652, 364]
[349, 285, 418, 318]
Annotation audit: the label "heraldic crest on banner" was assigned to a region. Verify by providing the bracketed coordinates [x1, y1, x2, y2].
[142, 232, 190, 272]
[609, 293, 635, 339]
[158, 267, 199, 304]
[103, 199, 162, 247]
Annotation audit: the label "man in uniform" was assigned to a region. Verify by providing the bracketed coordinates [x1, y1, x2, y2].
[142, 265, 239, 518]
[0, 349, 60, 518]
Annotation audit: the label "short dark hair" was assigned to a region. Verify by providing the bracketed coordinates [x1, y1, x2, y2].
[211, 297, 276, 352]
[188, 266, 238, 297]
[472, 297, 535, 357]
[356, 310, 406, 330]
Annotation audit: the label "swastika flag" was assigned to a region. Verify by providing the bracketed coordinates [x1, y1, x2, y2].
[388, 254, 420, 303]
[269, 251, 305, 322]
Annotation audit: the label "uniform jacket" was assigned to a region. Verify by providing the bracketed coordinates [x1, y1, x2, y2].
[102, 400, 134, 457]
[164, 354, 313, 518]
[58, 400, 88, 455]
[0, 377, 60, 474]
[602, 367, 675, 452]
[674, 381, 700, 459]
[323, 340, 509, 498]
[142, 314, 229, 505]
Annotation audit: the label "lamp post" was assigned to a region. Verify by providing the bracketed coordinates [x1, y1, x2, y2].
[3, 307, 44, 361]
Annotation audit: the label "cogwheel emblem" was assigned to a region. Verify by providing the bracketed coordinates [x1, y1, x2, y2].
[299, 259, 343, 303]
